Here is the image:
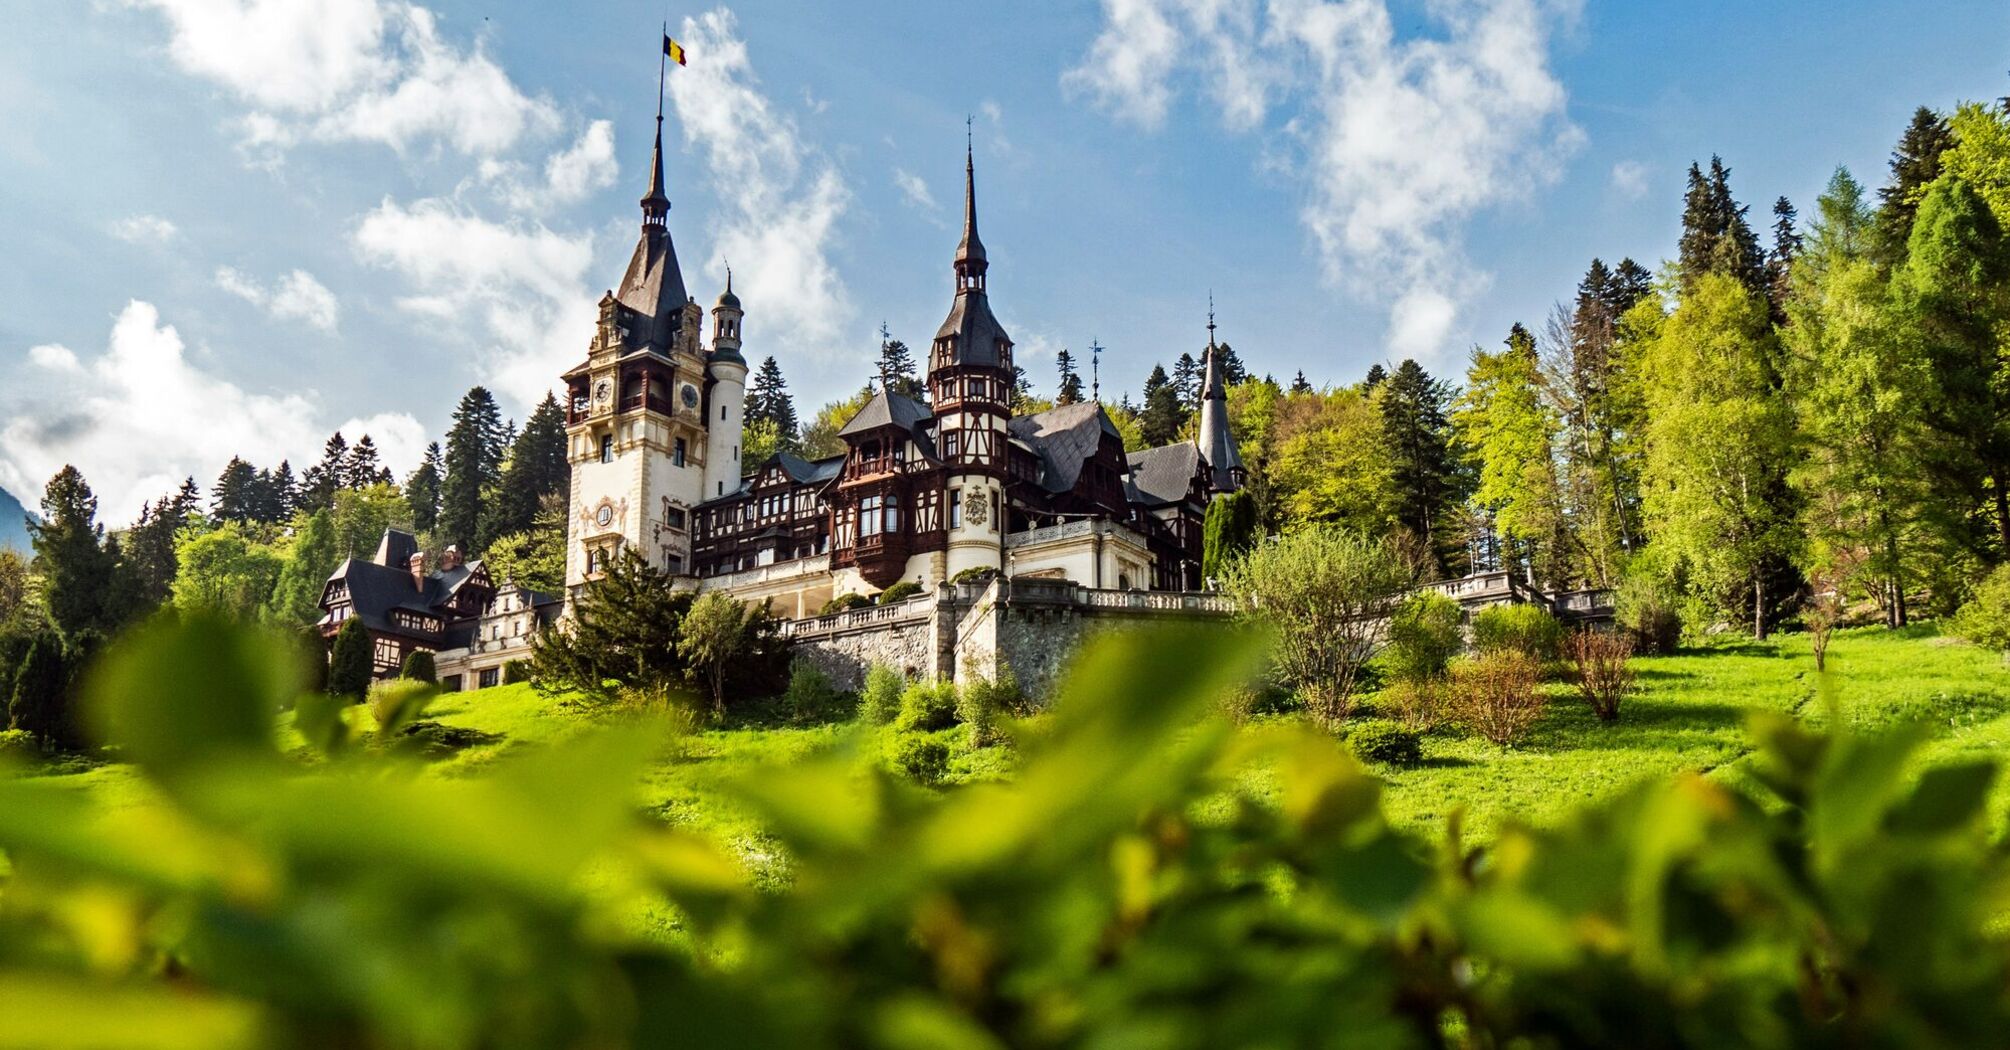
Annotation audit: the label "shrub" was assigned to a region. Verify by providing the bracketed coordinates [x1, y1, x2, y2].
[956, 661, 1023, 747]
[1346, 721, 1423, 767]
[1386, 679, 1448, 733]
[1219, 526, 1411, 727]
[399, 650, 436, 684]
[1803, 578, 1844, 672]
[501, 660, 530, 685]
[782, 659, 850, 725]
[877, 580, 924, 605]
[8, 634, 70, 747]
[0, 727, 39, 761]
[1565, 629, 1634, 723]
[1471, 604, 1563, 661]
[859, 663, 905, 725]
[1616, 569, 1682, 655]
[1953, 564, 2010, 654]
[1451, 651, 1546, 746]
[895, 680, 959, 733]
[327, 618, 373, 701]
[892, 734, 949, 786]
[949, 566, 997, 586]
[368, 679, 436, 737]
[1389, 592, 1464, 675]
[820, 593, 874, 615]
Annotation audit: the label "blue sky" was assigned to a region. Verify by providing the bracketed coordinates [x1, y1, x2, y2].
[2, 0, 2005, 522]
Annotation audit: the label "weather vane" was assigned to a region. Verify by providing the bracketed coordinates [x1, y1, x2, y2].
[1088, 339, 1104, 402]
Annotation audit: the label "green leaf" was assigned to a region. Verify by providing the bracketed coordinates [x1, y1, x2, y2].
[85, 614, 290, 780]
[1887, 760, 1997, 835]
[0, 973, 263, 1049]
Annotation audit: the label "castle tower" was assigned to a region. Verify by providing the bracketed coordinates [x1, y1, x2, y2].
[1195, 308, 1244, 493]
[560, 105, 710, 593]
[703, 271, 749, 499]
[929, 141, 1014, 579]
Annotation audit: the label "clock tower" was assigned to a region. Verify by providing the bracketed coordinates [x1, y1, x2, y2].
[560, 108, 710, 593]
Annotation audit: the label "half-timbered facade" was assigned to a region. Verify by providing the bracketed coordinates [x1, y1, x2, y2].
[318, 529, 494, 678]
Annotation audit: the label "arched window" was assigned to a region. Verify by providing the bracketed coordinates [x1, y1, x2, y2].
[883, 493, 901, 533]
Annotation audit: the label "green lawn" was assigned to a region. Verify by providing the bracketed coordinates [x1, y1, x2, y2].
[21, 624, 2010, 861]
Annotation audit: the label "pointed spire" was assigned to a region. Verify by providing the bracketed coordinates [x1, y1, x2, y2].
[1196, 305, 1242, 491]
[954, 117, 987, 287]
[640, 114, 670, 227]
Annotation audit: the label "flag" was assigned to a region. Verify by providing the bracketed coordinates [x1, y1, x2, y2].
[663, 34, 687, 66]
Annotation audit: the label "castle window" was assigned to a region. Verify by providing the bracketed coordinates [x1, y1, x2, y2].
[721, 405, 728, 422]
[664, 507, 686, 531]
[673, 438, 687, 467]
[860, 495, 883, 537]
[599, 435, 613, 463]
[949, 488, 961, 529]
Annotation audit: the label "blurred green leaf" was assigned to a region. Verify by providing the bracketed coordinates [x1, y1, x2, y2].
[85, 613, 290, 781]
[0, 974, 263, 1049]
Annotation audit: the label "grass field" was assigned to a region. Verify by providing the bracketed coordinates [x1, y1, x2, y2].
[20, 623, 2010, 862]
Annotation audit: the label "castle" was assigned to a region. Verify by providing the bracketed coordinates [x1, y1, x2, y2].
[557, 110, 1244, 618]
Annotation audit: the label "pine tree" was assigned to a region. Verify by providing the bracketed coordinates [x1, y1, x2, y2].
[406, 443, 444, 535]
[1172, 353, 1201, 411]
[1766, 196, 1802, 322]
[1216, 343, 1248, 386]
[1011, 365, 1034, 410]
[124, 480, 202, 614]
[1680, 156, 1766, 295]
[1876, 106, 1957, 266]
[345, 436, 384, 490]
[439, 387, 506, 555]
[1610, 258, 1653, 311]
[29, 467, 121, 642]
[212, 457, 258, 524]
[1202, 489, 1259, 582]
[1139, 365, 1184, 447]
[1290, 370, 1314, 395]
[8, 633, 69, 745]
[491, 393, 570, 542]
[527, 548, 695, 702]
[877, 335, 922, 400]
[327, 617, 373, 701]
[264, 460, 296, 523]
[300, 433, 348, 511]
[1378, 360, 1460, 571]
[746, 356, 799, 441]
[1055, 348, 1085, 405]
[1363, 363, 1387, 390]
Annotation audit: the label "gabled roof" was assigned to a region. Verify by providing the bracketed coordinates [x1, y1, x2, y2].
[1008, 401, 1122, 494]
[839, 390, 935, 438]
[1126, 442, 1205, 508]
[322, 529, 495, 641]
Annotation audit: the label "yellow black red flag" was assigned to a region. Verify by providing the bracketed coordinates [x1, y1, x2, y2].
[663, 34, 687, 66]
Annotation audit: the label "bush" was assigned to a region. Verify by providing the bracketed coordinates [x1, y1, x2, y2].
[0, 727, 39, 761]
[1616, 569, 1682, 655]
[819, 593, 874, 616]
[782, 660, 850, 725]
[501, 660, 530, 685]
[1471, 604, 1563, 661]
[1451, 651, 1546, 746]
[956, 661, 1023, 747]
[892, 734, 949, 786]
[327, 618, 373, 701]
[895, 680, 959, 733]
[877, 580, 924, 605]
[368, 679, 436, 737]
[1385, 679, 1448, 732]
[1386, 591, 1463, 686]
[8, 634, 70, 748]
[399, 650, 436, 684]
[1565, 628, 1634, 723]
[1346, 721, 1423, 767]
[949, 566, 997, 586]
[1953, 564, 2010, 654]
[859, 663, 905, 725]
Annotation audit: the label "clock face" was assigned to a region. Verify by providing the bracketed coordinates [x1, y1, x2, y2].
[596, 505, 614, 527]
[593, 379, 612, 404]
[680, 383, 700, 409]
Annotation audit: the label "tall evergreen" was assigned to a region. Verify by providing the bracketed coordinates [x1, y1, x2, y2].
[1876, 106, 1957, 265]
[1363, 363, 1387, 390]
[876, 335, 922, 400]
[300, 433, 348, 511]
[1766, 196, 1802, 322]
[1290, 370, 1314, 395]
[439, 387, 506, 554]
[327, 618, 373, 701]
[1679, 156, 1766, 295]
[345, 436, 387, 489]
[1378, 360, 1460, 571]
[1610, 258, 1653, 311]
[212, 457, 258, 524]
[28, 467, 121, 642]
[263, 460, 296, 523]
[1055, 348, 1085, 405]
[1139, 365, 1183, 447]
[1171, 353, 1201, 412]
[746, 356, 799, 441]
[491, 393, 570, 541]
[406, 442, 444, 535]
[123, 479, 202, 614]
[1216, 343, 1248, 386]
[8, 633, 69, 746]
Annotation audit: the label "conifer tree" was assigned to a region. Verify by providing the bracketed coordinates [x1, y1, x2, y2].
[327, 618, 373, 701]
[1363, 363, 1387, 390]
[29, 467, 121, 642]
[1679, 156, 1766, 295]
[1011, 365, 1034, 410]
[345, 436, 386, 490]
[1766, 196, 1802, 322]
[264, 460, 296, 523]
[212, 457, 258, 524]
[1378, 360, 1460, 571]
[876, 335, 922, 400]
[8, 633, 68, 745]
[1055, 348, 1085, 405]
[300, 433, 348, 511]
[1876, 106, 1956, 265]
[1171, 353, 1201, 411]
[491, 394, 570, 542]
[1216, 343, 1248, 386]
[1290, 370, 1314, 395]
[527, 548, 695, 702]
[745, 356, 799, 441]
[439, 387, 505, 555]
[406, 443, 443, 535]
[1139, 365, 1184, 448]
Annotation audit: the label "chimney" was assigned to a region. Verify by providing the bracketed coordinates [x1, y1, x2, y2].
[440, 545, 464, 572]
[408, 551, 426, 591]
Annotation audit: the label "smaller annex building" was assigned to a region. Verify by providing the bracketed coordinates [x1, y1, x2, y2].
[317, 529, 560, 689]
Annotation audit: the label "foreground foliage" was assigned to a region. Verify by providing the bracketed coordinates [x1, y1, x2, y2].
[4, 616, 2010, 1048]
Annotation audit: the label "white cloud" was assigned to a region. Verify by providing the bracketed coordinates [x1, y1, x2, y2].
[351, 196, 596, 405]
[1066, 0, 1581, 361]
[215, 265, 341, 331]
[27, 344, 82, 373]
[0, 301, 422, 522]
[487, 119, 620, 210]
[666, 9, 854, 360]
[125, 0, 556, 159]
[1610, 159, 1648, 200]
[109, 214, 179, 244]
[892, 168, 937, 210]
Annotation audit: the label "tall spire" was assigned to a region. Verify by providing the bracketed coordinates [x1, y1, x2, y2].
[1197, 304, 1242, 492]
[641, 23, 670, 229]
[954, 117, 987, 289]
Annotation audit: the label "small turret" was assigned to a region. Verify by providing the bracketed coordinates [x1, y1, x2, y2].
[704, 269, 750, 499]
[1196, 305, 1243, 493]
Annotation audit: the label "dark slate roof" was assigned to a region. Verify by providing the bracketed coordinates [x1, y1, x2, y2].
[776, 452, 843, 485]
[1008, 401, 1121, 494]
[1196, 344, 1243, 490]
[323, 529, 494, 642]
[614, 230, 688, 351]
[839, 390, 935, 437]
[932, 290, 1010, 368]
[1126, 442, 1204, 508]
[373, 528, 420, 568]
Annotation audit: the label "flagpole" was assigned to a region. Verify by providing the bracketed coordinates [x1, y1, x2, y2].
[657, 20, 667, 122]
